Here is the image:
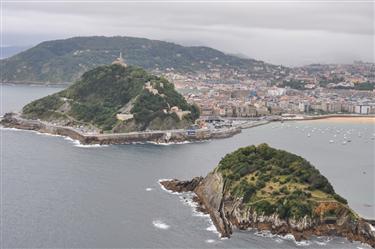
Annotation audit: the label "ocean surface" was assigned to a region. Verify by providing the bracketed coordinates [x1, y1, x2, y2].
[1, 84, 374, 248]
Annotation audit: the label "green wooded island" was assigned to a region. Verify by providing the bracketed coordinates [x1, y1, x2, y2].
[1, 60, 244, 144]
[8, 60, 199, 132]
[161, 144, 375, 248]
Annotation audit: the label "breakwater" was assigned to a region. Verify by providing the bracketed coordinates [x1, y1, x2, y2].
[1, 113, 241, 145]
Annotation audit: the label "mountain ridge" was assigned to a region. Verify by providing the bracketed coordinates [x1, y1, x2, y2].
[1, 36, 282, 84]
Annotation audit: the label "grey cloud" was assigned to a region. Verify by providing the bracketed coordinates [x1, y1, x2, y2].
[2, 1, 374, 66]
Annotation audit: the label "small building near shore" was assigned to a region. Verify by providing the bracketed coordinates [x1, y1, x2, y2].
[116, 113, 134, 121]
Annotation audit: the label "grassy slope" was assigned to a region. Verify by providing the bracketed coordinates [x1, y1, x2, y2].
[216, 144, 352, 220]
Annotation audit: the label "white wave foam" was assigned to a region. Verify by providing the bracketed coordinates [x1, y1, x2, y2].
[62, 136, 108, 148]
[315, 241, 327, 246]
[277, 233, 311, 246]
[178, 193, 208, 217]
[1, 126, 108, 148]
[36, 131, 64, 138]
[176, 193, 215, 231]
[192, 212, 210, 218]
[1, 126, 63, 138]
[148, 141, 193, 146]
[74, 143, 108, 148]
[1, 126, 76, 141]
[295, 240, 311, 246]
[204, 216, 220, 236]
[274, 238, 283, 243]
[63, 136, 75, 141]
[1, 127, 32, 132]
[152, 220, 170, 230]
[280, 234, 295, 240]
[2, 126, 208, 147]
[313, 236, 332, 246]
[128, 141, 144, 144]
[206, 224, 218, 232]
[255, 230, 274, 238]
[158, 179, 220, 237]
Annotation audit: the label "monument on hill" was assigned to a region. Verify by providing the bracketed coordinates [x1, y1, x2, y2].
[112, 52, 127, 67]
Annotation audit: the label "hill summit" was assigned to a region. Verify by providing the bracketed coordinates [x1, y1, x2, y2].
[21, 64, 199, 132]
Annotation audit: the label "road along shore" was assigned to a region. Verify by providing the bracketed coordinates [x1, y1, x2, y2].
[1, 113, 242, 145]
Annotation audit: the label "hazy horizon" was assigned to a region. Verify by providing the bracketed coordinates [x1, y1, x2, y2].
[3, 0, 374, 66]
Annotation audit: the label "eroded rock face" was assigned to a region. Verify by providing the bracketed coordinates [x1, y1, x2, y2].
[160, 177, 203, 192]
[194, 171, 232, 237]
[160, 171, 375, 248]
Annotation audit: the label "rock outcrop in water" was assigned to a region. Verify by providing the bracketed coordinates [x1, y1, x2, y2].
[160, 144, 375, 248]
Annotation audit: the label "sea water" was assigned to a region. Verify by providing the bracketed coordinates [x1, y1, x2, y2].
[1, 84, 374, 248]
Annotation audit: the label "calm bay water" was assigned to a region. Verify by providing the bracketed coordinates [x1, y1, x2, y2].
[1, 84, 374, 248]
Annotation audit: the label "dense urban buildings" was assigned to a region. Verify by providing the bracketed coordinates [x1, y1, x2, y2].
[161, 61, 375, 118]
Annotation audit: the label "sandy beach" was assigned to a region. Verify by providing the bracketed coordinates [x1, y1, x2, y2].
[310, 116, 375, 124]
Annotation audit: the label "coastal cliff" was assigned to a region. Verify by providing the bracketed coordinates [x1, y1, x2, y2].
[160, 144, 375, 247]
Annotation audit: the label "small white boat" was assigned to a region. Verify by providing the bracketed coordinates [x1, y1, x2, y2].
[342, 141, 347, 145]
[307, 133, 311, 137]
[329, 140, 334, 143]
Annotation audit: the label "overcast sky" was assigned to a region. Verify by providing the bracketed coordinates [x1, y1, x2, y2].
[2, 0, 374, 66]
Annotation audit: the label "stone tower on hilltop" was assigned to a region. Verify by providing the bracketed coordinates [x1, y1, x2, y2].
[112, 52, 127, 67]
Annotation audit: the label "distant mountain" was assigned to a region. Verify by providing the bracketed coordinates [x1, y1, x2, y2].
[21, 63, 199, 132]
[0, 46, 30, 59]
[1, 36, 279, 84]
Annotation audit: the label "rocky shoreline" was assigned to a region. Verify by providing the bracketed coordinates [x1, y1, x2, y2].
[2, 112, 373, 146]
[160, 175, 375, 248]
[0, 113, 241, 145]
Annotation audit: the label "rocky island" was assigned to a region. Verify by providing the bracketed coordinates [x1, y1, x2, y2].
[161, 144, 375, 247]
[1, 61, 240, 144]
